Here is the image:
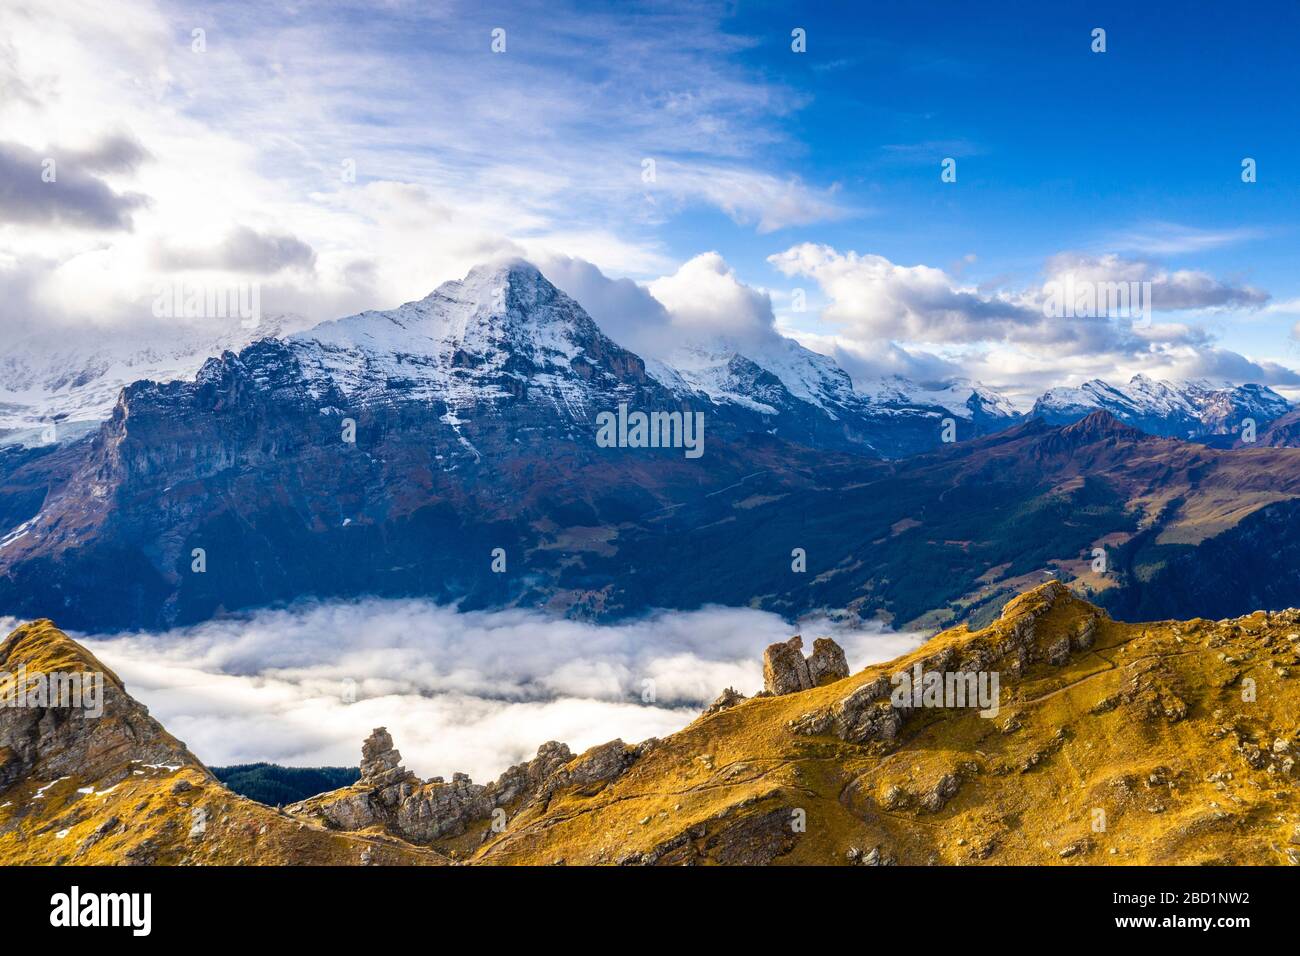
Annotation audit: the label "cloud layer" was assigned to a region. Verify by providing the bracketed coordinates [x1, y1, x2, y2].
[48, 600, 920, 784]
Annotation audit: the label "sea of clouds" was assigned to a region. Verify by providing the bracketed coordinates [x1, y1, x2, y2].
[15, 601, 921, 783]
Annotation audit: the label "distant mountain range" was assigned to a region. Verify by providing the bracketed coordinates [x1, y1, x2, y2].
[4, 260, 1300, 631]
[1032, 375, 1290, 441]
[5, 261, 1289, 456]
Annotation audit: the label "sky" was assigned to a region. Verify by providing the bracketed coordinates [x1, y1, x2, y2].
[4, 0, 1300, 404]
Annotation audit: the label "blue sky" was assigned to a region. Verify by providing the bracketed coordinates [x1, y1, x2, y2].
[4, 0, 1298, 402]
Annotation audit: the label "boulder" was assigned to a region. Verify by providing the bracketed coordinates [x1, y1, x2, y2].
[807, 637, 850, 686]
[763, 635, 849, 696]
[763, 636, 812, 695]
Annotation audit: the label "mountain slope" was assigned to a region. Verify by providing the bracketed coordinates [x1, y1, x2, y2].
[0, 315, 308, 443]
[1031, 374, 1289, 439]
[9, 378, 1300, 632]
[0, 620, 444, 865]
[6, 583, 1298, 865]
[465, 582, 1300, 865]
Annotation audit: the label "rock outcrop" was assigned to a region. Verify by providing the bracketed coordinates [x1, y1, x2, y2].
[0, 621, 444, 865]
[293, 733, 643, 847]
[763, 635, 850, 696]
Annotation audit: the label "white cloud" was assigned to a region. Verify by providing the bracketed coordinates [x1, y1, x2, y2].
[0, 0, 846, 340]
[767, 242, 1294, 398]
[1042, 253, 1269, 313]
[647, 252, 780, 347]
[54, 600, 920, 783]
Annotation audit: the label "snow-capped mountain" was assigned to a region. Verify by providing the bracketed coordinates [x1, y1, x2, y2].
[1031, 374, 1290, 438]
[0, 314, 307, 441]
[648, 338, 1019, 455]
[654, 336, 858, 415]
[7, 261, 1286, 459]
[0, 258, 1018, 456]
[286, 261, 1021, 455]
[857, 375, 1020, 423]
[6, 259, 1300, 632]
[289, 261, 646, 419]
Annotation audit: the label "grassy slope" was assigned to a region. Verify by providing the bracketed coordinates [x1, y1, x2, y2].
[469, 585, 1300, 865]
[3, 585, 1298, 866]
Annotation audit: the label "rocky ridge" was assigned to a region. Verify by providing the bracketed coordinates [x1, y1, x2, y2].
[4, 582, 1300, 865]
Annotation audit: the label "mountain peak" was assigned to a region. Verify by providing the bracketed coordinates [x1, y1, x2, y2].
[451, 258, 547, 301]
[1057, 409, 1146, 443]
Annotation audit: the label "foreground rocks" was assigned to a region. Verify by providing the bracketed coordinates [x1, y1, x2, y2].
[293, 730, 645, 846]
[763, 635, 849, 695]
[0, 621, 444, 865]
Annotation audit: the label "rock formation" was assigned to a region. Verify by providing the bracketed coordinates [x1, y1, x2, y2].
[292, 732, 645, 847]
[0, 621, 443, 865]
[763, 635, 850, 695]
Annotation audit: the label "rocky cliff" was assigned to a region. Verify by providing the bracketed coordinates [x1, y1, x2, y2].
[0, 620, 444, 865]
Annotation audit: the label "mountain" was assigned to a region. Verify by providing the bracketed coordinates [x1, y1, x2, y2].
[0, 314, 309, 446]
[6, 261, 1300, 631]
[7, 583, 1299, 865]
[650, 339, 1019, 456]
[0, 619, 444, 864]
[0, 261, 1017, 458]
[1255, 407, 1300, 446]
[1031, 374, 1290, 439]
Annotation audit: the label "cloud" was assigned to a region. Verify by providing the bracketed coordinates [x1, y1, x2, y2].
[0, 0, 843, 340]
[648, 252, 780, 347]
[768, 242, 1039, 344]
[1107, 222, 1267, 256]
[0, 140, 148, 231]
[1042, 253, 1269, 312]
[66, 130, 152, 174]
[538, 251, 781, 359]
[764, 242, 1295, 401]
[48, 600, 921, 783]
[652, 162, 851, 233]
[1166, 347, 1300, 387]
[159, 226, 318, 274]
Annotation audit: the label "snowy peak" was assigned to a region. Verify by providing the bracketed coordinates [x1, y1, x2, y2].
[299, 259, 600, 361]
[287, 260, 646, 415]
[857, 375, 1019, 422]
[1031, 374, 1290, 438]
[654, 335, 858, 417]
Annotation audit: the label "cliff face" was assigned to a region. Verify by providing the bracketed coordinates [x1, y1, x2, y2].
[0, 620, 444, 865]
[3, 582, 1299, 865]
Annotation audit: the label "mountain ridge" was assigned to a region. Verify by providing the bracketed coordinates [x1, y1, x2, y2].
[5, 583, 1299, 865]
